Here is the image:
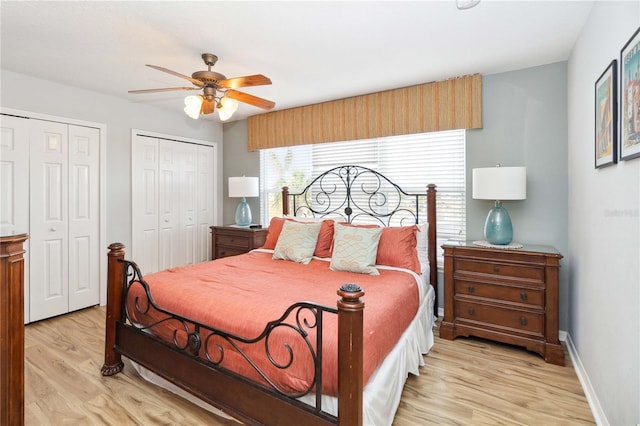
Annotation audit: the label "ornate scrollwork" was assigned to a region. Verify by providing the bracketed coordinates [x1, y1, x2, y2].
[289, 165, 426, 225]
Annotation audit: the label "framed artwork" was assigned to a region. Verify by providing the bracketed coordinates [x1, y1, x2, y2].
[620, 27, 640, 161]
[595, 60, 617, 168]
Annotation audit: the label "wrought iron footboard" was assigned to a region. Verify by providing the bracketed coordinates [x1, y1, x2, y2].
[119, 258, 340, 414]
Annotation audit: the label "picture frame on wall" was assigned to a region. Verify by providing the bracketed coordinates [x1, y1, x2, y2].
[620, 27, 640, 161]
[595, 59, 617, 168]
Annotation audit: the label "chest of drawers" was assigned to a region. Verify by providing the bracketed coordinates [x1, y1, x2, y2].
[211, 226, 268, 260]
[440, 241, 565, 365]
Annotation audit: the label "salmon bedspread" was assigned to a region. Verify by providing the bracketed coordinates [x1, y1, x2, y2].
[126, 250, 420, 397]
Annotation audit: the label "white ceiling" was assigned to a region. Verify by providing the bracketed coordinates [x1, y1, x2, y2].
[1, 1, 594, 122]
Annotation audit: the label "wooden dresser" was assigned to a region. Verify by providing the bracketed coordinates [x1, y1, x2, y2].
[0, 233, 28, 425]
[440, 241, 564, 365]
[211, 226, 268, 260]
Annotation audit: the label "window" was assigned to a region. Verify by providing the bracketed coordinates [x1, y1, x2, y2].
[260, 129, 466, 264]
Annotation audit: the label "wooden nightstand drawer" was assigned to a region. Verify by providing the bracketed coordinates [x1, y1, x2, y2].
[455, 300, 544, 336]
[455, 279, 544, 308]
[215, 247, 248, 259]
[217, 234, 251, 249]
[455, 258, 544, 282]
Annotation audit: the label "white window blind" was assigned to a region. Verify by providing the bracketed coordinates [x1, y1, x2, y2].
[260, 129, 466, 263]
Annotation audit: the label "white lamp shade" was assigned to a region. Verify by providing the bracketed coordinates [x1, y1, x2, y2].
[217, 97, 239, 121]
[184, 95, 203, 119]
[472, 166, 526, 200]
[228, 176, 259, 198]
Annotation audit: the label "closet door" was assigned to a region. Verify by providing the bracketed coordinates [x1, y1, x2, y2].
[131, 137, 159, 274]
[197, 145, 214, 262]
[158, 140, 182, 270]
[0, 115, 30, 322]
[67, 125, 100, 311]
[29, 120, 69, 321]
[132, 133, 216, 274]
[180, 143, 198, 265]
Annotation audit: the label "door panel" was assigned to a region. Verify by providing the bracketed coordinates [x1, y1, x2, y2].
[0, 115, 31, 322]
[68, 125, 100, 311]
[29, 120, 69, 321]
[197, 145, 215, 262]
[132, 136, 159, 274]
[181, 143, 197, 265]
[158, 140, 181, 270]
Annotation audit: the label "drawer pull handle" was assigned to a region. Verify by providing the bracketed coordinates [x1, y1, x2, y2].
[468, 285, 475, 293]
[520, 317, 527, 326]
[520, 292, 528, 301]
[468, 308, 475, 316]
[493, 266, 500, 273]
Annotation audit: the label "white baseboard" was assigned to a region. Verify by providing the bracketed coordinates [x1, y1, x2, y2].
[564, 332, 608, 426]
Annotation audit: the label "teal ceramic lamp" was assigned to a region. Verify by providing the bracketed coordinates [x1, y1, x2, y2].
[472, 166, 526, 245]
[228, 176, 259, 227]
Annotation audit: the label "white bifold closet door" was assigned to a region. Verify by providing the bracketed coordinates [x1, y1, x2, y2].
[0, 115, 30, 322]
[1, 113, 102, 323]
[132, 133, 215, 274]
[29, 121, 100, 322]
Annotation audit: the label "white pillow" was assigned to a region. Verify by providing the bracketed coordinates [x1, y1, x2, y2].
[330, 223, 383, 275]
[272, 220, 322, 264]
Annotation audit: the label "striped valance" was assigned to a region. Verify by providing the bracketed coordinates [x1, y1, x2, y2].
[247, 74, 482, 151]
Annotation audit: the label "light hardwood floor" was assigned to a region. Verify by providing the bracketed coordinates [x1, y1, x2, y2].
[24, 306, 594, 425]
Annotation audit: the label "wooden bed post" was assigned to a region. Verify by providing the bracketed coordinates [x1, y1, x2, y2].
[427, 184, 438, 317]
[337, 283, 364, 426]
[282, 186, 290, 215]
[101, 243, 125, 376]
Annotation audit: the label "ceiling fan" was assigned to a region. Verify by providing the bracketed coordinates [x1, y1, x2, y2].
[129, 53, 275, 120]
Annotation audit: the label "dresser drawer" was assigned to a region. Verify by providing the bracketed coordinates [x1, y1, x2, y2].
[455, 258, 544, 282]
[216, 234, 251, 249]
[455, 300, 544, 336]
[455, 279, 544, 308]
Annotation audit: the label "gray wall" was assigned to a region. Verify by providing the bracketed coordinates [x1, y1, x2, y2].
[467, 62, 569, 330]
[568, 2, 639, 424]
[0, 69, 224, 249]
[221, 120, 261, 225]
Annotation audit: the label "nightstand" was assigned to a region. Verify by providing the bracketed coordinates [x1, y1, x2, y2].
[210, 226, 268, 260]
[440, 241, 565, 365]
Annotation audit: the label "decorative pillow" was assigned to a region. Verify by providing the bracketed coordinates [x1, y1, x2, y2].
[262, 217, 334, 257]
[376, 225, 421, 274]
[262, 217, 287, 249]
[272, 221, 322, 264]
[330, 223, 383, 275]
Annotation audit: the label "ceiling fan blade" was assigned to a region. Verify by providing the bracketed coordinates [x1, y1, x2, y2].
[217, 74, 272, 89]
[225, 90, 275, 110]
[146, 64, 204, 87]
[128, 87, 201, 94]
[201, 99, 215, 115]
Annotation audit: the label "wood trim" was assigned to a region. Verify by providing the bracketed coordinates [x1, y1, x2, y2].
[247, 74, 482, 150]
[0, 233, 28, 426]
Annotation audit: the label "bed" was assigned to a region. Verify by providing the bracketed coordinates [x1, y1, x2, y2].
[102, 165, 437, 425]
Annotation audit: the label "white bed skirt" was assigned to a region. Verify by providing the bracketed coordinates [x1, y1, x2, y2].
[131, 282, 435, 426]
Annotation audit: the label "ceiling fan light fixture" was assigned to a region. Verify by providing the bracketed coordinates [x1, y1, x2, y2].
[217, 97, 239, 121]
[456, 0, 480, 10]
[184, 95, 204, 119]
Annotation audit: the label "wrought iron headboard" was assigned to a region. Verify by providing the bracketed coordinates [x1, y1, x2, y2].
[282, 165, 433, 226]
